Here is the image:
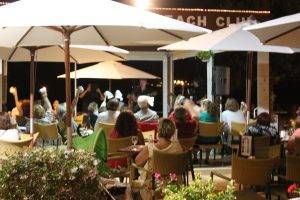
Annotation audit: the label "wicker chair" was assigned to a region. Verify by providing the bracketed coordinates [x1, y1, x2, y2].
[130, 150, 190, 199]
[230, 121, 246, 153]
[254, 135, 270, 148]
[269, 155, 300, 200]
[98, 122, 115, 139]
[255, 145, 281, 159]
[198, 121, 224, 163]
[178, 136, 197, 181]
[138, 122, 158, 139]
[295, 137, 300, 156]
[107, 137, 132, 180]
[286, 155, 300, 183]
[211, 155, 277, 198]
[152, 150, 190, 184]
[36, 123, 60, 147]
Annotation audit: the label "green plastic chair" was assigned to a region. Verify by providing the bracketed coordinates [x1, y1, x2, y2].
[72, 128, 107, 162]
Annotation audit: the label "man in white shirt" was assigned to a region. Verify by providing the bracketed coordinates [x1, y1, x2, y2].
[94, 99, 120, 130]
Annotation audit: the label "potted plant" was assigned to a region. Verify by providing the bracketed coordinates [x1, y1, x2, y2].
[196, 50, 214, 62]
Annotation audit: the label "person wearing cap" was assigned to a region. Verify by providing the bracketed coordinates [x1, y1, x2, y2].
[134, 95, 158, 123]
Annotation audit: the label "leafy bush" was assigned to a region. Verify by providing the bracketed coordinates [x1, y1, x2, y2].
[196, 51, 214, 61]
[0, 148, 111, 200]
[155, 173, 236, 200]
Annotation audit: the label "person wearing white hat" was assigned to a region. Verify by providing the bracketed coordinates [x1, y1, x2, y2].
[134, 95, 158, 123]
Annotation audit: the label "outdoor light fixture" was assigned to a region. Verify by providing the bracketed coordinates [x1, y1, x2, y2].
[135, 0, 150, 9]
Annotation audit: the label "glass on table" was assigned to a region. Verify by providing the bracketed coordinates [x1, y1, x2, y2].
[131, 136, 138, 149]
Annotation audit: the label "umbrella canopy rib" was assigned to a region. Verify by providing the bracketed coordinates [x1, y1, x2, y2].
[159, 29, 184, 40]
[58, 45, 78, 63]
[265, 25, 300, 44]
[8, 26, 34, 60]
[92, 26, 110, 45]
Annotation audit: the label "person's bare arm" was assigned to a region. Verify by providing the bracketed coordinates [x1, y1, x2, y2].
[135, 146, 149, 166]
[71, 86, 84, 114]
[10, 87, 22, 113]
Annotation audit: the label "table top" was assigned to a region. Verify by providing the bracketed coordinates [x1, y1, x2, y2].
[118, 145, 144, 154]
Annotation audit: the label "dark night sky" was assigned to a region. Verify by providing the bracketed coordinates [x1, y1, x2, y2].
[5, 0, 300, 113]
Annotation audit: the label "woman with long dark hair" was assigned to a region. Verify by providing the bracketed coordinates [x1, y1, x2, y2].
[108, 111, 144, 169]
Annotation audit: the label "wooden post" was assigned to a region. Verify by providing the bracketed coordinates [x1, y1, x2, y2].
[207, 57, 214, 101]
[257, 52, 270, 112]
[29, 48, 36, 136]
[162, 52, 173, 117]
[63, 29, 72, 150]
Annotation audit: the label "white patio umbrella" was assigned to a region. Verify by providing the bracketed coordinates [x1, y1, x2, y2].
[159, 22, 298, 53]
[244, 13, 300, 48]
[0, 44, 128, 136]
[0, 0, 209, 149]
[57, 61, 159, 79]
[0, 45, 128, 63]
[159, 21, 298, 112]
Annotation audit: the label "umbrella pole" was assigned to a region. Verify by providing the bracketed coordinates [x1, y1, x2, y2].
[63, 30, 72, 150]
[109, 79, 112, 91]
[74, 62, 77, 116]
[29, 48, 36, 137]
[246, 52, 253, 116]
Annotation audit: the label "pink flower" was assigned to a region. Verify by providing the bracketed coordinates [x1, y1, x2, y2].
[288, 183, 298, 194]
[169, 173, 178, 182]
[154, 172, 162, 181]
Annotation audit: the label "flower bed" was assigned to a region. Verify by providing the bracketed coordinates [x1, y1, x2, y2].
[0, 148, 111, 200]
[155, 173, 236, 200]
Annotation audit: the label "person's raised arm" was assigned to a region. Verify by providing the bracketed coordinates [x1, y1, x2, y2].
[39, 87, 52, 112]
[9, 87, 22, 113]
[79, 84, 91, 99]
[71, 86, 84, 115]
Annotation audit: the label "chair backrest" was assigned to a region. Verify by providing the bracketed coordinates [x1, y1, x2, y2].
[286, 155, 300, 182]
[295, 137, 300, 156]
[178, 136, 197, 149]
[253, 135, 270, 149]
[98, 122, 115, 138]
[138, 122, 158, 139]
[152, 150, 189, 176]
[231, 121, 246, 136]
[107, 137, 132, 154]
[142, 130, 155, 142]
[72, 128, 107, 161]
[198, 121, 223, 137]
[232, 155, 277, 186]
[255, 145, 281, 159]
[37, 123, 59, 140]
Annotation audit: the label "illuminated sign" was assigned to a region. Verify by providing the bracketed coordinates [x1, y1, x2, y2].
[150, 7, 270, 30]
